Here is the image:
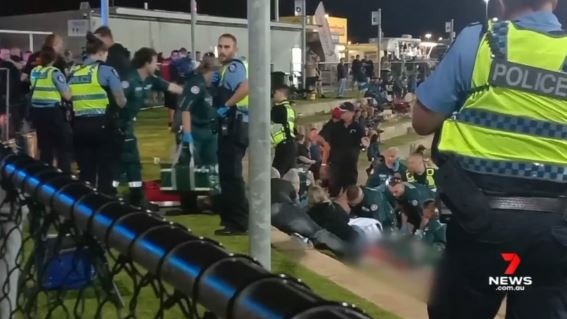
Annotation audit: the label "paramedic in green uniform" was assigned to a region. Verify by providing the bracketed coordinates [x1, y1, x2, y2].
[114, 47, 183, 207]
[386, 174, 436, 233]
[346, 185, 397, 233]
[177, 55, 221, 193]
[367, 147, 408, 187]
[415, 200, 446, 249]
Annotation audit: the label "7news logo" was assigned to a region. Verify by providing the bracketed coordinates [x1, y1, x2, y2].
[488, 253, 532, 291]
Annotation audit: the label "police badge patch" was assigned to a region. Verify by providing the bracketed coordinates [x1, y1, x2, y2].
[228, 63, 237, 72]
[190, 86, 200, 94]
[370, 204, 378, 211]
[411, 200, 419, 207]
[121, 81, 130, 89]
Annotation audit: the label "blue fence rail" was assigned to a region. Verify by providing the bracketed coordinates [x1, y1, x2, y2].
[0, 144, 373, 319]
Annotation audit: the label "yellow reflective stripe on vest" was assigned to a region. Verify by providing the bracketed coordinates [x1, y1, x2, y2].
[220, 59, 249, 109]
[438, 21, 567, 183]
[271, 104, 296, 146]
[69, 64, 109, 116]
[31, 66, 61, 107]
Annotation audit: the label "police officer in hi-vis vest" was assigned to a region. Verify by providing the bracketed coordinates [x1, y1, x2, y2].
[271, 84, 297, 177]
[213, 33, 250, 236]
[69, 32, 127, 195]
[29, 45, 73, 174]
[412, 0, 567, 317]
[406, 150, 437, 192]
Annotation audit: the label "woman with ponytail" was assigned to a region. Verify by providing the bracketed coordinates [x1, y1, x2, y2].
[29, 45, 73, 173]
[67, 32, 127, 195]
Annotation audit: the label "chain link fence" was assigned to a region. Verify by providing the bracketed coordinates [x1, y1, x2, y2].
[0, 145, 373, 319]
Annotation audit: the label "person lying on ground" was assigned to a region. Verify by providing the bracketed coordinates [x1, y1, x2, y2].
[270, 170, 349, 258]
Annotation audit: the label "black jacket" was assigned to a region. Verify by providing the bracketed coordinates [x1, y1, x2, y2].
[337, 63, 347, 79]
[106, 43, 131, 80]
[308, 202, 359, 243]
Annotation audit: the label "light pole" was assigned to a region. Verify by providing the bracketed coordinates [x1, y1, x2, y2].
[248, 0, 272, 270]
[301, 0, 307, 90]
[191, 0, 197, 60]
[101, 0, 109, 26]
[484, 0, 490, 21]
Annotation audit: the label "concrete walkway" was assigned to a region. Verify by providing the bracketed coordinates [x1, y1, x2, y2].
[293, 98, 357, 117]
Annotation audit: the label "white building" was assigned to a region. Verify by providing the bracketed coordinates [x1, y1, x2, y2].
[0, 6, 303, 72]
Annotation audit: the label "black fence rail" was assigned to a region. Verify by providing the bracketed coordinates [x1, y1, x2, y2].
[0, 144, 373, 319]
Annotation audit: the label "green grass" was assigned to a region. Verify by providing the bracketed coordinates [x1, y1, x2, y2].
[133, 108, 403, 318]
[17, 108, 418, 319]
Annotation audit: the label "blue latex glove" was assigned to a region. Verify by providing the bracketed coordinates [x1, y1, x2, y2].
[182, 132, 194, 144]
[217, 106, 230, 118]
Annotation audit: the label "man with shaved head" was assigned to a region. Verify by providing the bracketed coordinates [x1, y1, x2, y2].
[367, 147, 408, 188]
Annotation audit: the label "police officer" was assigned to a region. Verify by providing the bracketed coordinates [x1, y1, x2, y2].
[69, 32, 127, 195]
[115, 47, 183, 207]
[346, 185, 397, 233]
[406, 150, 437, 192]
[214, 33, 250, 235]
[271, 84, 297, 177]
[29, 46, 72, 174]
[412, 0, 567, 317]
[367, 147, 408, 188]
[386, 174, 435, 233]
[177, 55, 221, 193]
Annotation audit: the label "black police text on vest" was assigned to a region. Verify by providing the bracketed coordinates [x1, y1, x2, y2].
[490, 60, 567, 100]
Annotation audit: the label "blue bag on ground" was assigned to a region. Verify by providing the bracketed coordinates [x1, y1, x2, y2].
[36, 234, 96, 290]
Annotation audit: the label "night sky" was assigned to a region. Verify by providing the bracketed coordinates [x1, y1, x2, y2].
[1, 0, 566, 42]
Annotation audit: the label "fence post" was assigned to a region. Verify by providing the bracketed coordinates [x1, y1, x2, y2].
[1, 69, 10, 142]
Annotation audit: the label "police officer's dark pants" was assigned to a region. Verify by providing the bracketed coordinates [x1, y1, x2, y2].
[329, 162, 358, 197]
[73, 116, 116, 196]
[31, 107, 72, 174]
[429, 211, 567, 319]
[272, 140, 297, 177]
[215, 122, 249, 231]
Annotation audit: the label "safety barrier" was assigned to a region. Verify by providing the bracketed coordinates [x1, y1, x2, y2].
[0, 144, 373, 319]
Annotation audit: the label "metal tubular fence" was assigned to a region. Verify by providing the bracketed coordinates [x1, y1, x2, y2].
[0, 145, 373, 319]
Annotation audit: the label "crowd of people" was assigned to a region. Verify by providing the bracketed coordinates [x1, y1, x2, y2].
[335, 54, 425, 106]
[1, 27, 445, 265]
[270, 94, 446, 265]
